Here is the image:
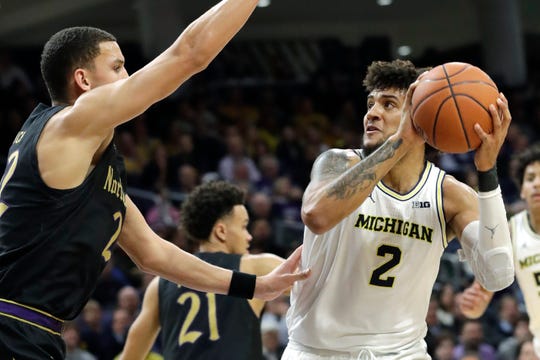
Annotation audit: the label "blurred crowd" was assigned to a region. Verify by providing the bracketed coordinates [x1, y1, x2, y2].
[1, 39, 540, 360]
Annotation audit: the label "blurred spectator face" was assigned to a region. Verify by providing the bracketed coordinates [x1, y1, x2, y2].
[499, 295, 520, 324]
[178, 164, 199, 191]
[434, 337, 455, 360]
[227, 134, 245, 157]
[439, 283, 455, 311]
[117, 286, 140, 316]
[112, 308, 131, 336]
[460, 321, 484, 350]
[82, 300, 102, 329]
[62, 325, 80, 351]
[249, 193, 272, 218]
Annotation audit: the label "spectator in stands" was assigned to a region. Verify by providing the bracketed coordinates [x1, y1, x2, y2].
[454, 319, 496, 360]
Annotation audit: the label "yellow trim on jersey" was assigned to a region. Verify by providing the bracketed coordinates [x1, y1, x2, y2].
[377, 162, 433, 201]
[0, 312, 61, 336]
[0, 298, 64, 322]
[435, 169, 448, 248]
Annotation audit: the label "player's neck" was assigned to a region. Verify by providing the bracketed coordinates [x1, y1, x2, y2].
[527, 210, 540, 234]
[199, 240, 230, 254]
[382, 150, 425, 193]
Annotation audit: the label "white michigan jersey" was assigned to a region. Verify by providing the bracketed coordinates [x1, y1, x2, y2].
[287, 160, 448, 354]
[511, 210, 540, 339]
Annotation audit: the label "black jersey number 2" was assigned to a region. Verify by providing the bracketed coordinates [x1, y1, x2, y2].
[0, 151, 19, 218]
[102, 211, 123, 262]
[369, 245, 402, 287]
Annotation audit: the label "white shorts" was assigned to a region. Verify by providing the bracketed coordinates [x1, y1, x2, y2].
[281, 340, 431, 360]
[534, 337, 540, 358]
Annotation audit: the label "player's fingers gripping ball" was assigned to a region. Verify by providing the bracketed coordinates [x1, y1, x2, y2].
[411, 62, 499, 153]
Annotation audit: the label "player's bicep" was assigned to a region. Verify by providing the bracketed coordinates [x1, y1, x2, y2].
[303, 149, 354, 198]
[309, 149, 352, 183]
[443, 176, 479, 240]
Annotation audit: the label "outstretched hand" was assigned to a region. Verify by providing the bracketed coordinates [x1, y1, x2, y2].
[458, 281, 493, 319]
[253, 245, 310, 301]
[474, 92, 512, 171]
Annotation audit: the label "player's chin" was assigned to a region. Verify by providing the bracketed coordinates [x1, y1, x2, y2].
[362, 137, 384, 155]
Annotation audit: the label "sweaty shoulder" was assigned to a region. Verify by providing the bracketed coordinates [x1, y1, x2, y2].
[310, 148, 362, 182]
[442, 174, 479, 238]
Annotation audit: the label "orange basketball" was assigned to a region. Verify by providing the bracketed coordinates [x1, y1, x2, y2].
[411, 62, 499, 153]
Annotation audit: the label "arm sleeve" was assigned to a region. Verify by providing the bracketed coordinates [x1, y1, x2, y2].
[458, 186, 514, 291]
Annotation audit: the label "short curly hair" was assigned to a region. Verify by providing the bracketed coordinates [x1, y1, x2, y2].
[363, 59, 428, 92]
[181, 181, 245, 243]
[512, 142, 540, 188]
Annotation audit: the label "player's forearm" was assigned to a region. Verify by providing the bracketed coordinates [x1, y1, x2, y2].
[169, 0, 259, 69]
[302, 138, 408, 234]
[459, 187, 514, 291]
[144, 239, 233, 295]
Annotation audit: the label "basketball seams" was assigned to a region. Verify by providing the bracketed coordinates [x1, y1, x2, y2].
[431, 96, 453, 148]
[411, 83, 449, 117]
[442, 63, 471, 150]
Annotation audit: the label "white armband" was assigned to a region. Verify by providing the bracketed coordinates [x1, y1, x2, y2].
[457, 186, 514, 291]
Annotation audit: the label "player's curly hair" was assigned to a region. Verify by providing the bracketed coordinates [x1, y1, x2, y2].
[363, 59, 428, 92]
[40, 26, 116, 103]
[512, 142, 540, 187]
[181, 181, 245, 243]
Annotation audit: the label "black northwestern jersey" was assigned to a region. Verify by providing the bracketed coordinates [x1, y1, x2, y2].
[0, 103, 127, 320]
[159, 252, 263, 360]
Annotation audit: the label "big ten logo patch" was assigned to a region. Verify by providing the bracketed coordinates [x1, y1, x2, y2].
[412, 201, 431, 209]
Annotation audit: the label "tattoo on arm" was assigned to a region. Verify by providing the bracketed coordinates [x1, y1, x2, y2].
[324, 139, 403, 199]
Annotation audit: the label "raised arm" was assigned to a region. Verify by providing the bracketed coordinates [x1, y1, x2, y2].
[445, 93, 514, 292]
[67, 0, 260, 137]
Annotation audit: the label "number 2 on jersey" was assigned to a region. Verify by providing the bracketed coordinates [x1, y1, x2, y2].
[178, 291, 220, 346]
[102, 211, 122, 262]
[369, 244, 402, 287]
[0, 151, 19, 218]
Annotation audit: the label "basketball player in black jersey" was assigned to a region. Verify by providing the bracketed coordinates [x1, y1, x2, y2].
[120, 181, 286, 360]
[0, 1, 309, 358]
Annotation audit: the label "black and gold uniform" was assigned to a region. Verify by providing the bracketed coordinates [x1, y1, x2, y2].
[159, 252, 263, 360]
[0, 104, 127, 358]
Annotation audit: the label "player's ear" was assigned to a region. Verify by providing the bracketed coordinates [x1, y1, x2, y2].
[214, 222, 227, 243]
[74, 68, 91, 92]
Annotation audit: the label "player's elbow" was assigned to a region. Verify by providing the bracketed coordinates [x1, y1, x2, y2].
[478, 255, 515, 292]
[136, 251, 161, 274]
[302, 208, 331, 234]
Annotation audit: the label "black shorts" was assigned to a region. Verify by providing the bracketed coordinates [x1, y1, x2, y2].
[0, 303, 65, 359]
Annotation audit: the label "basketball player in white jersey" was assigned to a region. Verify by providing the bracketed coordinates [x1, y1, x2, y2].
[459, 143, 540, 358]
[282, 60, 514, 360]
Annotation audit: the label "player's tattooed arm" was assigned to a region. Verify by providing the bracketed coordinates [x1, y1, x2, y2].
[303, 139, 404, 233]
[311, 139, 403, 200]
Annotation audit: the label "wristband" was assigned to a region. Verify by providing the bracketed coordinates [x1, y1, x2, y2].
[227, 271, 256, 299]
[477, 166, 498, 192]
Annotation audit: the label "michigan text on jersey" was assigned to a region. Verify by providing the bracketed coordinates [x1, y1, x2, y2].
[354, 213, 433, 243]
[518, 253, 540, 269]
